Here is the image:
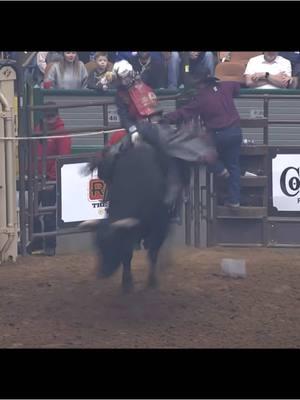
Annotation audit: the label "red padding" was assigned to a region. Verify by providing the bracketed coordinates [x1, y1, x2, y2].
[107, 129, 127, 146]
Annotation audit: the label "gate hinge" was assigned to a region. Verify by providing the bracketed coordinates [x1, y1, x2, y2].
[0, 111, 8, 119]
[0, 227, 15, 234]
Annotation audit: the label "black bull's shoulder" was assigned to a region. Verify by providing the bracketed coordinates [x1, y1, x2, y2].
[93, 143, 171, 282]
[108, 143, 168, 224]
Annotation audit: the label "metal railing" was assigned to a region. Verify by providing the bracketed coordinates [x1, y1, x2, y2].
[18, 89, 300, 255]
[183, 92, 300, 247]
[18, 99, 122, 255]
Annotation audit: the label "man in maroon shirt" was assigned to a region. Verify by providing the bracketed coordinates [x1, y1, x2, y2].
[164, 68, 242, 208]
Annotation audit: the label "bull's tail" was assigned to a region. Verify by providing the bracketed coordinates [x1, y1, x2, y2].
[88, 153, 104, 174]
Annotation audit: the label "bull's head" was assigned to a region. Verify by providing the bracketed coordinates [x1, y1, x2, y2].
[94, 218, 140, 278]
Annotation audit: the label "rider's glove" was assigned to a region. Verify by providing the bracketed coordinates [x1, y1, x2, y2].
[128, 125, 140, 144]
[131, 131, 140, 143]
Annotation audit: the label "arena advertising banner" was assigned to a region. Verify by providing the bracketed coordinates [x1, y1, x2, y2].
[272, 153, 300, 212]
[57, 157, 108, 227]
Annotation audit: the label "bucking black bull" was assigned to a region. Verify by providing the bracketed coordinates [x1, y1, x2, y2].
[81, 138, 172, 292]
[80, 119, 216, 291]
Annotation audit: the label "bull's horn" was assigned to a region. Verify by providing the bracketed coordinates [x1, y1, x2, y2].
[78, 219, 100, 229]
[111, 218, 140, 229]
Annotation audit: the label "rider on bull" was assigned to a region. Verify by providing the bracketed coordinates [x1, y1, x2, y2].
[90, 60, 217, 219]
[93, 60, 187, 218]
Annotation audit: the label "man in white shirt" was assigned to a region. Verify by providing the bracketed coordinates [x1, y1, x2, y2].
[244, 52, 292, 89]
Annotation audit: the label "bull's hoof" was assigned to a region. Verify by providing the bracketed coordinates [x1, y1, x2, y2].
[122, 279, 134, 294]
[147, 275, 158, 289]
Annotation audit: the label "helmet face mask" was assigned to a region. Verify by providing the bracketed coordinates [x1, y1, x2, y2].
[121, 73, 135, 87]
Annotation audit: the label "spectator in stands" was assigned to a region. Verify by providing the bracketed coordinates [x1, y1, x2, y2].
[111, 51, 180, 89]
[35, 52, 63, 87]
[129, 51, 166, 89]
[163, 67, 243, 208]
[8, 52, 38, 86]
[140, 52, 180, 89]
[161, 52, 181, 89]
[77, 52, 96, 64]
[180, 52, 215, 88]
[27, 103, 71, 256]
[244, 52, 292, 89]
[108, 52, 137, 63]
[87, 52, 113, 90]
[44, 51, 88, 90]
[279, 52, 300, 75]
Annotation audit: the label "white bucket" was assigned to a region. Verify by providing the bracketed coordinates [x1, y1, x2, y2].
[221, 258, 247, 278]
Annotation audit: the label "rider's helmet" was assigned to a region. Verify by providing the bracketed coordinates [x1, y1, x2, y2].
[113, 60, 136, 87]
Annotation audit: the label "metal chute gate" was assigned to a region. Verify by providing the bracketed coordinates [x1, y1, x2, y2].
[11, 83, 300, 261]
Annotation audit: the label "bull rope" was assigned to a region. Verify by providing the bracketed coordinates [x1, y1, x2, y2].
[0, 128, 123, 141]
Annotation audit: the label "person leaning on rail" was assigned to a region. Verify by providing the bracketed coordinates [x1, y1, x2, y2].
[26, 103, 71, 256]
[44, 51, 88, 90]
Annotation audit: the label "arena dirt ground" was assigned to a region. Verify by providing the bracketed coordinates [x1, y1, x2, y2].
[0, 246, 300, 348]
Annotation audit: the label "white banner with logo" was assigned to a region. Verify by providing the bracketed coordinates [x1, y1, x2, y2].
[272, 154, 300, 211]
[60, 162, 108, 223]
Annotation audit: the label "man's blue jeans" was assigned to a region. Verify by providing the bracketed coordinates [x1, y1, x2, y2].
[210, 125, 242, 204]
[180, 52, 216, 88]
[150, 51, 181, 89]
[167, 52, 181, 89]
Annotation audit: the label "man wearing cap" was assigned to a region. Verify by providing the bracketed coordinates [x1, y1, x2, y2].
[163, 68, 243, 208]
